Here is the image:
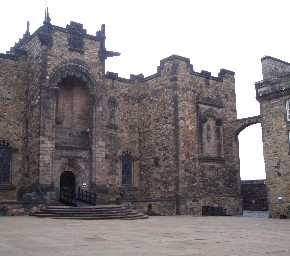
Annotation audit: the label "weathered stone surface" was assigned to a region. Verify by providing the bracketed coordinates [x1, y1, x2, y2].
[0, 18, 247, 215]
[256, 56, 290, 218]
[0, 201, 45, 216]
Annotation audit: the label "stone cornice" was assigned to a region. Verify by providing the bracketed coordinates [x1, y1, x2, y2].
[255, 74, 290, 101]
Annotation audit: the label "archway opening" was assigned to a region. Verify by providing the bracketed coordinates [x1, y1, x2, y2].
[238, 124, 265, 181]
[238, 124, 267, 212]
[60, 171, 76, 193]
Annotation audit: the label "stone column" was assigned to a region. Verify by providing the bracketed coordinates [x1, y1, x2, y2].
[38, 86, 58, 200]
[90, 94, 106, 189]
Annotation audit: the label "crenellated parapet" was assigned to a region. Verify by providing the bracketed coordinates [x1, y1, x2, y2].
[105, 54, 235, 84]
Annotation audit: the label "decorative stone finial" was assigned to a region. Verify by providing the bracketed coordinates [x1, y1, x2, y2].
[26, 21, 30, 35]
[37, 8, 53, 48]
[44, 7, 51, 23]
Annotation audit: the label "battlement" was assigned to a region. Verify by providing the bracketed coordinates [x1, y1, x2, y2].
[106, 54, 235, 83]
[256, 56, 290, 101]
[261, 55, 290, 80]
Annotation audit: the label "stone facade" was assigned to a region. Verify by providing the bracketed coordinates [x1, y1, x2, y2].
[256, 56, 290, 218]
[0, 12, 247, 216]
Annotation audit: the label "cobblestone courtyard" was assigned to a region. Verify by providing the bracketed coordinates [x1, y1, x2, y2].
[0, 214, 289, 256]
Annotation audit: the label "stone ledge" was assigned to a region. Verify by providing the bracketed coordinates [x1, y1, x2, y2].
[0, 184, 16, 190]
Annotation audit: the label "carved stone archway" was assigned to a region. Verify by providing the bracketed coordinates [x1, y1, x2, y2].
[38, 62, 106, 196]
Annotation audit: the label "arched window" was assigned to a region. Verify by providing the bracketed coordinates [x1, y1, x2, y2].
[122, 151, 133, 186]
[0, 140, 12, 184]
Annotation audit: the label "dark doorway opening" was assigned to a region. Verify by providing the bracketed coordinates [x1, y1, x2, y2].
[60, 171, 76, 193]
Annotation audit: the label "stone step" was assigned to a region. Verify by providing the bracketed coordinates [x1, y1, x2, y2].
[31, 204, 148, 220]
[44, 206, 126, 211]
[41, 208, 132, 214]
[37, 213, 148, 220]
[32, 211, 139, 218]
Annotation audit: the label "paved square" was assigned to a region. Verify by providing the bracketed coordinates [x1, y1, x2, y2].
[0, 215, 289, 256]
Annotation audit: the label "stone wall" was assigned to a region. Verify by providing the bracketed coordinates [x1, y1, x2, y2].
[104, 77, 140, 199]
[261, 56, 290, 80]
[256, 56, 290, 218]
[0, 55, 27, 199]
[21, 36, 43, 190]
[138, 65, 177, 200]
[0, 201, 45, 216]
[0, 18, 244, 216]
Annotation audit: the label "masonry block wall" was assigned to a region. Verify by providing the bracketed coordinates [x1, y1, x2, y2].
[0, 15, 244, 215]
[0, 55, 26, 199]
[256, 56, 290, 218]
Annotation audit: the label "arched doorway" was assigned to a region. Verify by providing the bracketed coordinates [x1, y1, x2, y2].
[238, 124, 265, 180]
[60, 171, 76, 193]
[234, 117, 267, 212]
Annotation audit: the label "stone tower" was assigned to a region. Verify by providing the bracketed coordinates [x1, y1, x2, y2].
[256, 56, 290, 218]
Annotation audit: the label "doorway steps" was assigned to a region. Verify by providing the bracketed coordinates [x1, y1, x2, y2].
[30, 205, 148, 220]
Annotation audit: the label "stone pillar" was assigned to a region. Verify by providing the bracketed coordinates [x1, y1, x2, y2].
[90, 94, 106, 189]
[38, 86, 58, 200]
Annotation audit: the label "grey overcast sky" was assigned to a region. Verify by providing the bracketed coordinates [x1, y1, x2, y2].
[1, 0, 289, 180]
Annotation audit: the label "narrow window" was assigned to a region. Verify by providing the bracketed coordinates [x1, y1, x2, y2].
[288, 131, 290, 152]
[122, 152, 132, 186]
[0, 141, 12, 184]
[286, 99, 290, 121]
[108, 99, 117, 126]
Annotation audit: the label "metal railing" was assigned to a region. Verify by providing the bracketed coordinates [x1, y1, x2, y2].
[59, 190, 77, 207]
[59, 187, 97, 206]
[77, 187, 97, 205]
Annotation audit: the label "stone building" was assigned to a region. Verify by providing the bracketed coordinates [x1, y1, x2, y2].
[256, 56, 290, 218]
[0, 11, 250, 216]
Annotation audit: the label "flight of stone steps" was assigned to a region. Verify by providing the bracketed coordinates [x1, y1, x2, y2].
[31, 205, 148, 220]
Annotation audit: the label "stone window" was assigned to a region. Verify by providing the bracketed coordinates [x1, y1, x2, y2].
[154, 157, 160, 167]
[288, 131, 290, 152]
[286, 99, 290, 121]
[121, 151, 133, 186]
[108, 98, 117, 129]
[0, 140, 12, 184]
